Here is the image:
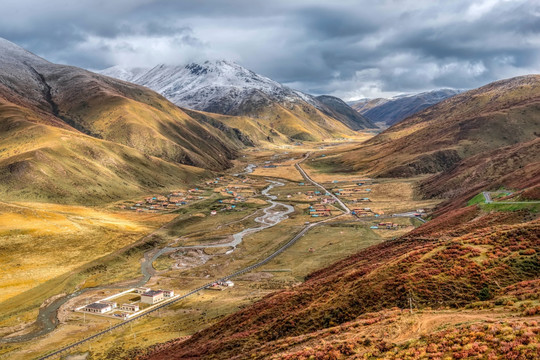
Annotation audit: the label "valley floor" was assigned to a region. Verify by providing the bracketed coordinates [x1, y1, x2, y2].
[0, 139, 461, 359]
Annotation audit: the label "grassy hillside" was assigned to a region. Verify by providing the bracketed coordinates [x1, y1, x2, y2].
[230, 99, 359, 142]
[24, 65, 239, 170]
[0, 102, 209, 204]
[187, 102, 361, 145]
[419, 138, 540, 215]
[142, 207, 539, 359]
[0, 38, 246, 203]
[320, 75, 540, 177]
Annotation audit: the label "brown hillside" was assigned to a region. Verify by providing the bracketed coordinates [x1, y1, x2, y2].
[419, 138, 540, 215]
[142, 211, 540, 359]
[327, 75, 540, 177]
[0, 38, 245, 203]
[0, 38, 240, 172]
[0, 102, 209, 204]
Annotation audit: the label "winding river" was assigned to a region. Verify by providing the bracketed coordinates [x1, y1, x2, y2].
[139, 180, 294, 277]
[1, 179, 293, 343]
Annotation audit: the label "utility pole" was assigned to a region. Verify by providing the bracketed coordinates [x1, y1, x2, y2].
[408, 289, 415, 314]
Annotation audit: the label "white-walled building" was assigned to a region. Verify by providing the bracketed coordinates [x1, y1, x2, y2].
[83, 303, 111, 313]
[141, 290, 164, 304]
[121, 303, 139, 312]
[100, 301, 117, 309]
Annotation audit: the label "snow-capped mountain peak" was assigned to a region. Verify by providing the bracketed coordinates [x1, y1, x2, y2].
[99, 60, 316, 113]
[98, 59, 376, 130]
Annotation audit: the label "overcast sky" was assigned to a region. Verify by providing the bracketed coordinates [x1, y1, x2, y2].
[1, 0, 539, 99]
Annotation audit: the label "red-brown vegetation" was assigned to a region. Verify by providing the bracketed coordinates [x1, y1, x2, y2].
[142, 215, 539, 359]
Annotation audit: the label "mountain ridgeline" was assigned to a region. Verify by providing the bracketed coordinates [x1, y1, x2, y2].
[0, 38, 374, 203]
[0, 38, 247, 203]
[350, 89, 461, 126]
[100, 61, 377, 142]
[138, 75, 540, 360]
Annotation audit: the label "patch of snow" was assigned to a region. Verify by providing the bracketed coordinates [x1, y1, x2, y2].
[98, 60, 317, 113]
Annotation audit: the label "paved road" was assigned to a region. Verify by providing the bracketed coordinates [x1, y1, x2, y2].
[295, 154, 351, 214]
[36, 158, 347, 360]
[36, 155, 433, 359]
[482, 191, 539, 205]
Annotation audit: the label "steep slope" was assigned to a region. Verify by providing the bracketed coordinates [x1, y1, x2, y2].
[0, 99, 210, 204]
[142, 210, 539, 359]
[419, 138, 540, 215]
[349, 89, 461, 126]
[0, 38, 239, 171]
[0, 38, 242, 203]
[325, 75, 540, 177]
[315, 95, 375, 130]
[100, 61, 376, 141]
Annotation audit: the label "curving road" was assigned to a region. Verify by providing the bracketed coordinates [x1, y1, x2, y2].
[36, 157, 349, 360]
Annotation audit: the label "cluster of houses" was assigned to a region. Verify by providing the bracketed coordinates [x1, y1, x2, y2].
[120, 189, 207, 213]
[301, 190, 337, 205]
[307, 204, 334, 217]
[332, 186, 372, 198]
[208, 180, 262, 215]
[79, 287, 175, 318]
[351, 208, 376, 217]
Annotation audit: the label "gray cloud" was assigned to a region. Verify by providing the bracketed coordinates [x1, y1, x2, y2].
[0, 0, 538, 98]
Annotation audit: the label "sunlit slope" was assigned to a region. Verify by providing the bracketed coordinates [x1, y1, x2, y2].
[324, 75, 540, 177]
[185, 101, 358, 146]
[27, 66, 239, 170]
[0, 37, 240, 171]
[0, 102, 209, 204]
[143, 210, 539, 359]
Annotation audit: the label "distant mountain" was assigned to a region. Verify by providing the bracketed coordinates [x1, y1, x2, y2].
[322, 75, 540, 178]
[349, 89, 461, 126]
[100, 61, 377, 141]
[138, 77, 540, 360]
[0, 38, 242, 203]
[348, 97, 389, 113]
[315, 95, 374, 130]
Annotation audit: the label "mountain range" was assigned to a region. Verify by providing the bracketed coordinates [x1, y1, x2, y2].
[349, 89, 462, 126]
[0, 38, 245, 203]
[326, 75, 540, 181]
[138, 75, 540, 360]
[0, 38, 376, 203]
[100, 61, 376, 141]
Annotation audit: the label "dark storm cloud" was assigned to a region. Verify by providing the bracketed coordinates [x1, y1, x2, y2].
[1, 0, 538, 98]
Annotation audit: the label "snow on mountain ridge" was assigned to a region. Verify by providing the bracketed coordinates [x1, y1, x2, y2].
[98, 60, 320, 112]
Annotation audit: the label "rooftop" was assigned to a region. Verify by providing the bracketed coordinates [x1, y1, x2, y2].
[142, 290, 164, 297]
[85, 302, 110, 309]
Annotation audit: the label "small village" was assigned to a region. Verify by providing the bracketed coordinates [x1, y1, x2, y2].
[118, 188, 208, 213]
[292, 178, 385, 218]
[118, 175, 264, 215]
